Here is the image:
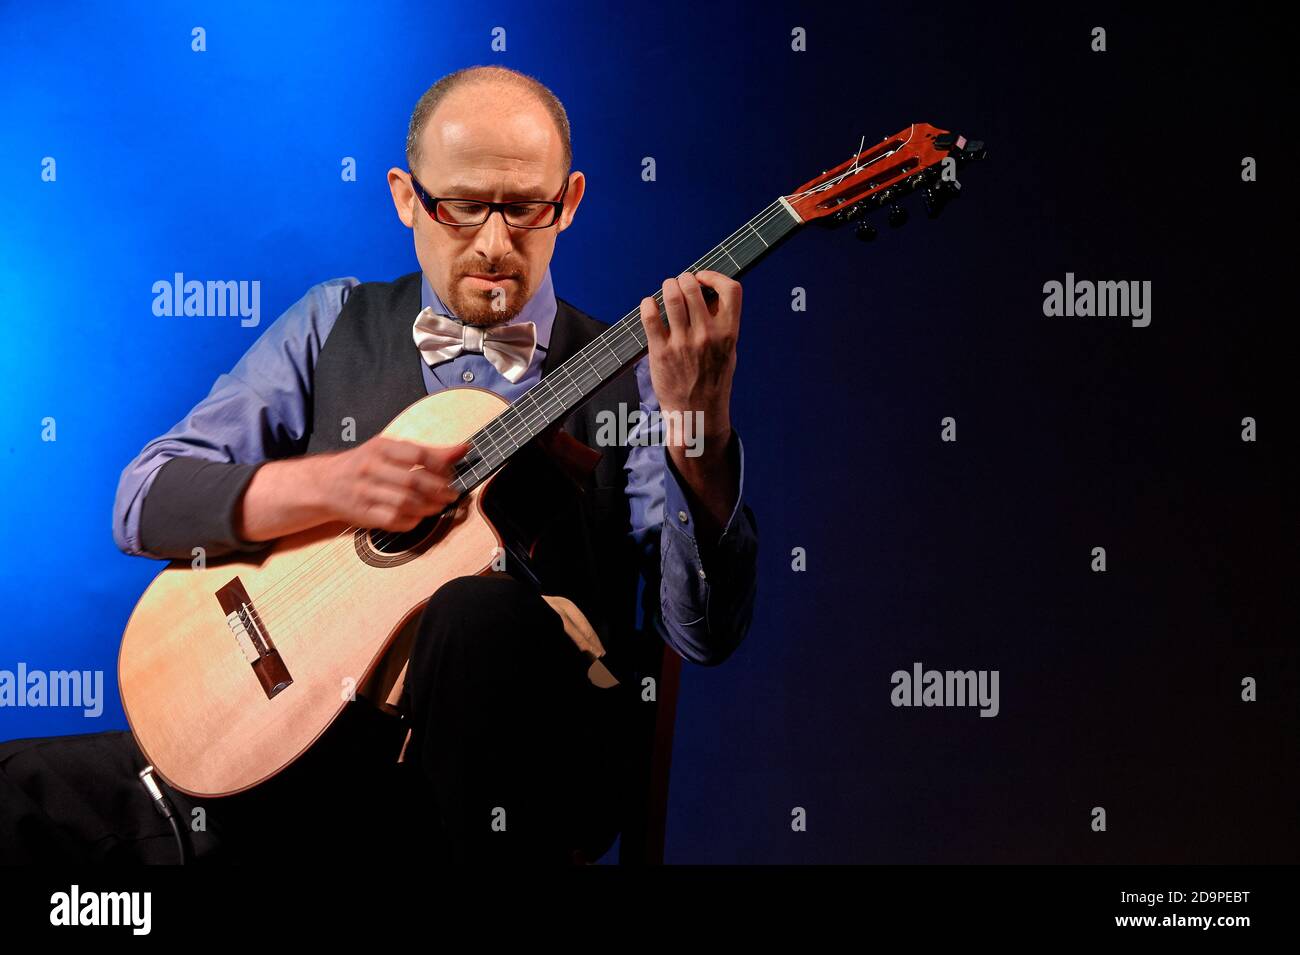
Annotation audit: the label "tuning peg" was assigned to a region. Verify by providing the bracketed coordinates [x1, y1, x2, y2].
[855, 221, 878, 242]
[922, 187, 941, 218]
[886, 204, 908, 228]
[832, 203, 862, 226]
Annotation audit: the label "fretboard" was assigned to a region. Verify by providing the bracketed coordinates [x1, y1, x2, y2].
[451, 196, 803, 493]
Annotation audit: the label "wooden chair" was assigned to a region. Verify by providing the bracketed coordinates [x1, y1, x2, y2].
[610, 640, 683, 865]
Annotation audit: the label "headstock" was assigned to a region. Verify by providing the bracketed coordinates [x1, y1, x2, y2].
[784, 123, 986, 240]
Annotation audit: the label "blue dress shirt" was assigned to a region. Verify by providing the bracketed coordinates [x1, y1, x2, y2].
[112, 267, 758, 666]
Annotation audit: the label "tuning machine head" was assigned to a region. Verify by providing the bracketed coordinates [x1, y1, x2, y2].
[933, 133, 987, 162]
[791, 122, 986, 241]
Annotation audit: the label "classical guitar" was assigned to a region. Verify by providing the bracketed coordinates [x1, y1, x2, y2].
[118, 123, 987, 797]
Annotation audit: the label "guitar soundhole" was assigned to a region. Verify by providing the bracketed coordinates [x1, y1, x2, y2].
[369, 512, 443, 552]
[353, 507, 455, 567]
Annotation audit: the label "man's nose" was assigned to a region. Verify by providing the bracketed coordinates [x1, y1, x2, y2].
[473, 210, 516, 262]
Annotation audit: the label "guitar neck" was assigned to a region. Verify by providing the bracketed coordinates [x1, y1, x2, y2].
[451, 196, 804, 493]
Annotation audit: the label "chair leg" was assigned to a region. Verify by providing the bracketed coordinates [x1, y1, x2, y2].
[619, 645, 683, 865]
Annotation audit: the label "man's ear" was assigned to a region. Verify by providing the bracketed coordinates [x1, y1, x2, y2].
[388, 167, 417, 229]
[556, 171, 586, 234]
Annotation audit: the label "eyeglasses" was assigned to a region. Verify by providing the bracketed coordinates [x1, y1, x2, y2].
[409, 173, 569, 229]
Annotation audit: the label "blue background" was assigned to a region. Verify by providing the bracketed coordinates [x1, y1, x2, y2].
[1, 2, 1293, 863]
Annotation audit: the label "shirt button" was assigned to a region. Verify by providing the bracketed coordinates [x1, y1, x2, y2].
[677, 509, 689, 524]
[697, 566, 707, 580]
[461, 370, 475, 383]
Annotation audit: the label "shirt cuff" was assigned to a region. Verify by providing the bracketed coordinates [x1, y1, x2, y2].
[656, 428, 758, 665]
[661, 427, 748, 553]
[138, 457, 269, 560]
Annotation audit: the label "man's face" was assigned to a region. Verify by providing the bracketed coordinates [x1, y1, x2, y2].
[388, 86, 584, 326]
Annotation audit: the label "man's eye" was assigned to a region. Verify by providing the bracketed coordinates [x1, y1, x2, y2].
[445, 202, 487, 216]
[504, 203, 548, 222]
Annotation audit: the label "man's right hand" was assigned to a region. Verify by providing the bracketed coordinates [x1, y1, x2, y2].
[235, 435, 472, 543]
[316, 435, 472, 531]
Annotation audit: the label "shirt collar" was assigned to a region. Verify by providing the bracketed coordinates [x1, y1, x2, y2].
[420, 266, 555, 349]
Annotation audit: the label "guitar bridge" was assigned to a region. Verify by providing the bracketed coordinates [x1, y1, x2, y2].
[215, 576, 293, 699]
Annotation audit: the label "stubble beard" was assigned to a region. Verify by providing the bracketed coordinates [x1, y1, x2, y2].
[447, 270, 531, 327]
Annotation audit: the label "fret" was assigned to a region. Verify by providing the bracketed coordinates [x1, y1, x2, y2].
[577, 350, 601, 383]
[602, 337, 621, 370]
[718, 239, 741, 272]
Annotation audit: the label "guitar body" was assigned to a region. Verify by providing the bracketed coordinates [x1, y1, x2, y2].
[118, 388, 511, 798]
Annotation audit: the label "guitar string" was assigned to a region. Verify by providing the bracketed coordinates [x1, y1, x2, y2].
[243, 199, 794, 622]
[243, 199, 797, 621]
[249, 145, 919, 622]
[247, 172, 923, 624]
[248, 125, 935, 621]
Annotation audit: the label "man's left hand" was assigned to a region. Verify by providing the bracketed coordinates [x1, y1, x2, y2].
[638, 269, 741, 451]
[638, 269, 743, 537]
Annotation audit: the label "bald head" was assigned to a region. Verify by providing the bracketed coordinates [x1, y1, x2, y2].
[405, 66, 572, 177]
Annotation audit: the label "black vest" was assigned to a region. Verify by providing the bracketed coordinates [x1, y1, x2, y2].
[304, 272, 646, 678]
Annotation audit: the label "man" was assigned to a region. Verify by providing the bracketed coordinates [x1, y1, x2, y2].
[119, 65, 757, 864]
[2, 65, 758, 866]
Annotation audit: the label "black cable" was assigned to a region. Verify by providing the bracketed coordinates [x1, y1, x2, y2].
[138, 765, 188, 864]
[163, 813, 187, 864]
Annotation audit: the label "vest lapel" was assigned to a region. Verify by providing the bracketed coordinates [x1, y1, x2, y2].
[540, 299, 594, 380]
[395, 272, 429, 404]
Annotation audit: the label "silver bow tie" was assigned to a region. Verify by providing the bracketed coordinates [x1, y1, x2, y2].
[412, 307, 537, 384]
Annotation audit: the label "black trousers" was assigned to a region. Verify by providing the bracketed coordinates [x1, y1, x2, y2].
[0, 575, 634, 865]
